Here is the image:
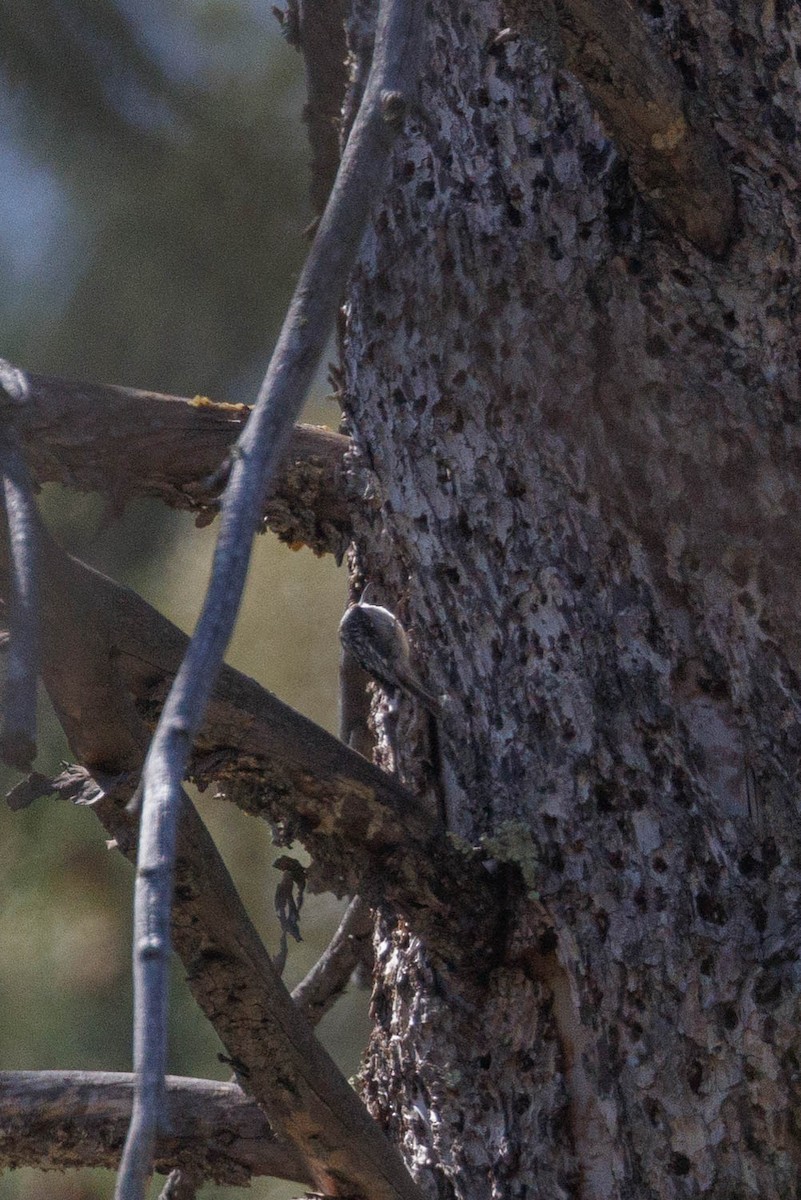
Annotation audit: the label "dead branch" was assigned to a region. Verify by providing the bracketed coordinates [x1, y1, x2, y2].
[0, 1071, 311, 1186]
[297, 0, 350, 213]
[0, 358, 351, 558]
[553, 0, 736, 256]
[291, 895, 374, 1024]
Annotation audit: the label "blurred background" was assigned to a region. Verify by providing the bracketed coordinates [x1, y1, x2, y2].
[0, 2, 365, 1196]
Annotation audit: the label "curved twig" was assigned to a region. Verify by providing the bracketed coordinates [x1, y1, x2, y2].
[0, 427, 40, 768]
[291, 895, 373, 1024]
[119, 1, 425, 1196]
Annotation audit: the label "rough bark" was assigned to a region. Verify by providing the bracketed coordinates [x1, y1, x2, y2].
[342, 1, 801, 1198]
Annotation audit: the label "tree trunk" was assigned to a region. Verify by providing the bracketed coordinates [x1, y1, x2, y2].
[341, 1, 801, 1196]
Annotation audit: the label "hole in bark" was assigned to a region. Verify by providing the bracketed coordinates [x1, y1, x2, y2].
[505, 467, 527, 498]
[595, 781, 615, 812]
[729, 26, 745, 57]
[670, 1153, 691, 1176]
[738, 852, 759, 877]
[695, 891, 727, 924]
[754, 968, 782, 1008]
[546, 845, 565, 873]
[652, 855, 668, 873]
[721, 1005, 738, 1031]
[646, 334, 669, 357]
[676, 57, 699, 92]
[688, 1060, 703, 1093]
[763, 838, 780, 871]
[698, 674, 728, 700]
[770, 107, 795, 141]
[546, 235, 563, 261]
[477, 1053, 492, 1070]
[594, 909, 610, 941]
[538, 928, 558, 954]
[752, 898, 767, 933]
[505, 198, 522, 226]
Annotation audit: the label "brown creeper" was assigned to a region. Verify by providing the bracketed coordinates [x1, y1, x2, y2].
[339, 598, 440, 712]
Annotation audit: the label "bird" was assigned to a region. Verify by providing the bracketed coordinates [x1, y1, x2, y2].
[339, 595, 440, 713]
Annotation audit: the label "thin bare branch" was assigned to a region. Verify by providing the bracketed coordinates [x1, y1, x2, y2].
[553, 0, 735, 256]
[0, 427, 40, 768]
[292, 895, 373, 1025]
[0, 1071, 311, 1186]
[0, 359, 351, 557]
[297, 0, 350, 213]
[124, 1, 425, 1192]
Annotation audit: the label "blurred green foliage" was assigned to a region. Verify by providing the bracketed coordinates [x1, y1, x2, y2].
[0, 4, 368, 1197]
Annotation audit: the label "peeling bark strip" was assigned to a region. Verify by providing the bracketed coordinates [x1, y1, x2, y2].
[0, 1071, 311, 1186]
[554, 0, 736, 255]
[0, 359, 351, 557]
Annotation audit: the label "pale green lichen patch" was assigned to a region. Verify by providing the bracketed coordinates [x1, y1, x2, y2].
[479, 821, 541, 900]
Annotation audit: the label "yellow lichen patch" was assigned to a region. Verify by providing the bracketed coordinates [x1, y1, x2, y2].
[190, 394, 252, 416]
[651, 115, 687, 152]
